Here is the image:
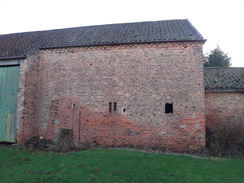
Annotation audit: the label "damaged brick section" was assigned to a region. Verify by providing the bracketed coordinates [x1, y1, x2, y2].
[17, 42, 206, 152]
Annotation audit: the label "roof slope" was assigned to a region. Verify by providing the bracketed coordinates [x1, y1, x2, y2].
[204, 67, 244, 92]
[0, 19, 204, 59]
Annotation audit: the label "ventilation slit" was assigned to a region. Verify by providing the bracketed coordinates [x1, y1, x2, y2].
[109, 102, 112, 113]
[114, 102, 117, 111]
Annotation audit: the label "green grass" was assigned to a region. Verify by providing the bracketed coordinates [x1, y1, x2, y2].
[0, 147, 243, 183]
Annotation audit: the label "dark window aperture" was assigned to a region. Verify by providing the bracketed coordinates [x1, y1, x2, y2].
[165, 103, 173, 114]
[109, 102, 112, 113]
[114, 102, 117, 111]
[109, 102, 117, 113]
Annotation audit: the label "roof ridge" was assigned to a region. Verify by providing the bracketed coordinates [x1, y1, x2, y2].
[0, 19, 189, 36]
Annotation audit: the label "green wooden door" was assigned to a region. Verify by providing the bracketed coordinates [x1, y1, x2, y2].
[0, 66, 20, 142]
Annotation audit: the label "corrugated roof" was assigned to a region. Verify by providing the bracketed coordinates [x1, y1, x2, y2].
[204, 67, 244, 92]
[0, 19, 204, 59]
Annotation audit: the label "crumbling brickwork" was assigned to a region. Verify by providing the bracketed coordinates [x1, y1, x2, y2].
[16, 53, 40, 143]
[18, 42, 206, 152]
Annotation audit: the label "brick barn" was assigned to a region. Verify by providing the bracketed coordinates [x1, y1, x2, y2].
[0, 19, 212, 151]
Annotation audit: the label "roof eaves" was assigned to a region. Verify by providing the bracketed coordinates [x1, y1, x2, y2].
[205, 89, 244, 93]
[39, 39, 207, 50]
[0, 56, 26, 61]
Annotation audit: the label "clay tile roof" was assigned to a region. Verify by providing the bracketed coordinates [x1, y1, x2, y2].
[0, 19, 204, 60]
[204, 67, 244, 92]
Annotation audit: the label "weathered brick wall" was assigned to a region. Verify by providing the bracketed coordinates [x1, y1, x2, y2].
[16, 53, 40, 143]
[205, 92, 244, 130]
[20, 42, 206, 152]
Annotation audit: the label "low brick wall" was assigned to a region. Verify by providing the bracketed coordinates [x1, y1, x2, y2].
[205, 92, 244, 130]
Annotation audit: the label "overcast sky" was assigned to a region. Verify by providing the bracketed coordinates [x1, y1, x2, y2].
[0, 0, 243, 67]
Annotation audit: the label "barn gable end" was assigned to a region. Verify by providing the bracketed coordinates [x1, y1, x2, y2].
[0, 19, 206, 152]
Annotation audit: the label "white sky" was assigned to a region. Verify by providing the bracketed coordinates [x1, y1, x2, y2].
[0, 0, 243, 67]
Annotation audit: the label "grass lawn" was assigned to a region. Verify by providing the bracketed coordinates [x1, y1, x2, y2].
[0, 146, 243, 183]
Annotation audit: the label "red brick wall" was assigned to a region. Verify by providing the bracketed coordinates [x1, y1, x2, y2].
[205, 92, 244, 130]
[19, 42, 206, 152]
[16, 53, 40, 143]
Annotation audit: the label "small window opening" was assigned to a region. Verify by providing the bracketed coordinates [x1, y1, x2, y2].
[114, 102, 117, 111]
[109, 102, 112, 113]
[165, 103, 173, 114]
